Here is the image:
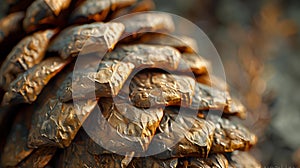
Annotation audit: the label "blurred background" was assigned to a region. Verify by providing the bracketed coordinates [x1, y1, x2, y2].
[153, 0, 300, 167]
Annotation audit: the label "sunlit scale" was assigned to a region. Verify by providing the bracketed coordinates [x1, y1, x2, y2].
[0, 0, 260, 167]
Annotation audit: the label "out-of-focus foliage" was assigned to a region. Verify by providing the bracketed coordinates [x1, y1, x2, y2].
[155, 0, 300, 167]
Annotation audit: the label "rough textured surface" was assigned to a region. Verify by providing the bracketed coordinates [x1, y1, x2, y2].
[190, 82, 225, 111]
[61, 128, 177, 168]
[129, 72, 196, 108]
[104, 44, 181, 70]
[191, 82, 246, 118]
[208, 115, 257, 153]
[177, 152, 261, 168]
[86, 98, 164, 154]
[57, 61, 134, 102]
[44, 0, 72, 16]
[118, 13, 174, 37]
[59, 129, 126, 168]
[48, 22, 125, 59]
[28, 98, 97, 148]
[179, 154, 229, 168]
[129, 157, 178, 168]
[0, 0, 262, 167]
[70, 0, 110, 23]
[23, 0, 71, 32]
[152, 107, 215, 159]
[2, 57, 68, 105]
[70, 0, 136, 22]
[110, 0, 155, 20]
[139, 33, 199, 53]
[0, 29, 56, 89]
[178, 53, 211, 75]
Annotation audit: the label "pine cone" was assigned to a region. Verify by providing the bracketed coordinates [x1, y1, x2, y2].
[0, 0, 261, 167]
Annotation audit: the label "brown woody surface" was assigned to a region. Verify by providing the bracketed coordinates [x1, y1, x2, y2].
[2, 57, 68, 105]
[48, 22, 125, 59]
[0, 29, 56, 89]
